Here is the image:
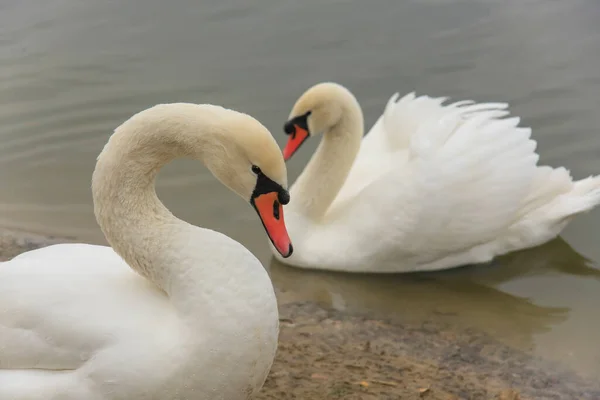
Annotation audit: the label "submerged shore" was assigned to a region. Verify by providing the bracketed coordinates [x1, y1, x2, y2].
[2, 229, 599, 400]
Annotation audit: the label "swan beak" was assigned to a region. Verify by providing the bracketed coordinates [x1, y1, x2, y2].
[251, 191, 293, 258]
[282, 125, 309, 161]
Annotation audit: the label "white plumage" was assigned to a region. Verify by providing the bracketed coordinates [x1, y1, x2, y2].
[0, 103, 290, 399]
[276, 83, 600, 272]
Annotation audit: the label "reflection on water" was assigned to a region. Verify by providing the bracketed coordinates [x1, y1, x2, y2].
[1, 0, 600, 381]
[271, 237, 600, 378]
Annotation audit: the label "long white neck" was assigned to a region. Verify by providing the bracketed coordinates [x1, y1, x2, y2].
[290, 94, 364, 219]
[91, 104, 243, 314]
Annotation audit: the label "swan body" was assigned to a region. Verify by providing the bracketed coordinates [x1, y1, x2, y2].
[0, 103, 293, 399]
[274, 82, 600, 273]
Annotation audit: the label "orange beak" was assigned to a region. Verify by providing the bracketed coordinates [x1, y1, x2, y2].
[252, 191, 293, 258]
[283, 125, 309, 161]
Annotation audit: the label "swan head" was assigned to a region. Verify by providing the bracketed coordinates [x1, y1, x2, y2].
[282, 82, 357, 160]
[95, 103, 293, 258]
[202, 109, 293, 257]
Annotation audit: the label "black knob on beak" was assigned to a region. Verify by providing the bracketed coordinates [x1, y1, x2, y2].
[283, 121, 295, 135]
[278, 189, 290, 205]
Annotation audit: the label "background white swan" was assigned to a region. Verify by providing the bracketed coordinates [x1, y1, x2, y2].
[273, 82, 600, 273]
[0, 103, 293, 399]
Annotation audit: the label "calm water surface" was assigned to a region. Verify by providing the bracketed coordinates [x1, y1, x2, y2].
[1, 0, 600, 379]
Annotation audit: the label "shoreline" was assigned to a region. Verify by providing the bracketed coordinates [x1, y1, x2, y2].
[261, 302, 600, 400]
[2, 229, 599, 399]
[0, 228, 72, 261]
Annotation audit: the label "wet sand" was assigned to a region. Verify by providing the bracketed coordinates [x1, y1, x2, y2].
[2, 230, 599, 400]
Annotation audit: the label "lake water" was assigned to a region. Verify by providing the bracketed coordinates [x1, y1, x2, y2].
[2, 0, 600, 381]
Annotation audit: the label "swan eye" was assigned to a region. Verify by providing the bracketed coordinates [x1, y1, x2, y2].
[251, 165, 261, 174]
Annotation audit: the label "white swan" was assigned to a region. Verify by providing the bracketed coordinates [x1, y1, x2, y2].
[0, 103, 293, 399]
[273, 82, 600, 273]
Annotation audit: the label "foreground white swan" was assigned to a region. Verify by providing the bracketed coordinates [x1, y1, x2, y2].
[0, 103, 293, 399]
[273, 82, 600, 273]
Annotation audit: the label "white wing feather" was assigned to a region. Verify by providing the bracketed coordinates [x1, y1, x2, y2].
[331, 94, 538, 259]
[0, 244, 170, 371]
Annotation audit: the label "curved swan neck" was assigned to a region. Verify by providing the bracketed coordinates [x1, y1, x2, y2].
[291, 92, 363, 219]
[91, 104, 232, 298]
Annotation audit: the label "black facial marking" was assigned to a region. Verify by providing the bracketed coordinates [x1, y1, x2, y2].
[283, 111, 311, 136]
[250, 171, 290, 205]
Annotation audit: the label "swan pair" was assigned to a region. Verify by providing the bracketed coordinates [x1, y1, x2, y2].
[2, 82, 599, 399]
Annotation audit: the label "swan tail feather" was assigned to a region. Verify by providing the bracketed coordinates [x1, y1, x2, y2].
[511, 169, 600, 247]
[564, 175, 600, 216]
